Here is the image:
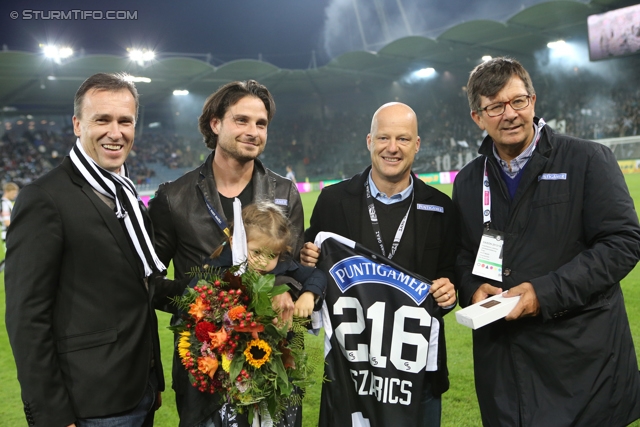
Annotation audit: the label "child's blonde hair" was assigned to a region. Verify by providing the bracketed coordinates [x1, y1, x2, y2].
[210, 200, 292, 258]
[242, 201, 292, 255]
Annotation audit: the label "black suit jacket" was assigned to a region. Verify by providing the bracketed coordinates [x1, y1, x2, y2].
[5, 157, 163, 426]
[304, 166, 456, 395]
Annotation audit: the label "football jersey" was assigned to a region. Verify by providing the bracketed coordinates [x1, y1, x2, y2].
[315, 232, 442, 427]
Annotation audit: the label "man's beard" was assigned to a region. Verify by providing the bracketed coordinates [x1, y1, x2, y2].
[218, 138, 265, 163]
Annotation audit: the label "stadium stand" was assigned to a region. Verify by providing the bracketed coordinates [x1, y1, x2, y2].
[2, 68, 640, 187]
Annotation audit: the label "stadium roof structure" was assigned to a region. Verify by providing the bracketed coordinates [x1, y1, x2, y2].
[0, 0, 637, 115]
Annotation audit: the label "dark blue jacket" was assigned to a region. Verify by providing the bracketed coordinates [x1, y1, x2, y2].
[453, 119, 640, 427]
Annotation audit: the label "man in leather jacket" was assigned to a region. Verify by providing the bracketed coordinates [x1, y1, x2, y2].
[148, 80, 304, 427]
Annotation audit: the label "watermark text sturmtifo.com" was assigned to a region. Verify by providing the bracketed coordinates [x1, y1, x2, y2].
[9, 10, 138, 20]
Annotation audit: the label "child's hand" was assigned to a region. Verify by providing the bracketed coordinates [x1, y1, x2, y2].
[294, 292, 316, 318]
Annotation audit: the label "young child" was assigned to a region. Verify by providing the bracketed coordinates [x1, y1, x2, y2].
[180, 200, 326, 427]
[240, 201, 325, 318]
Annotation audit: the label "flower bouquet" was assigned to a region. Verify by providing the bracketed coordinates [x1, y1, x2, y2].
[170, 264, 313, 424]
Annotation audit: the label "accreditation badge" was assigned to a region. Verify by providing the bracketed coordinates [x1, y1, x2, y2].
[472, 229, 504, 282]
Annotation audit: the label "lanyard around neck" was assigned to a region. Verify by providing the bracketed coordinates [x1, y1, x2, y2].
[365, 177, 414, 260]
[482, 126, 543, 229]
[482, 158, 492, 228]
[198, 185, 231, 238]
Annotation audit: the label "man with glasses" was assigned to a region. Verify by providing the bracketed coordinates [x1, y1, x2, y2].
[453, 57, 640, 426]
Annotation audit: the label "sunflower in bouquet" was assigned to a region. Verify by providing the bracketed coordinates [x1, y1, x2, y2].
[170, 264, 314, 423]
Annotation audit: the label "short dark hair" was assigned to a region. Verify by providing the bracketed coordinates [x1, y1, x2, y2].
[74, 73, 139, 119]
[467, 57, 535, 112]
[198, 80, 276, 150]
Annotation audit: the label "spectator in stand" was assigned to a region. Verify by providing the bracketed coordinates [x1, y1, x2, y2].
[2, 66, 640, 183]
[285, 165, 297, 183]
[0, 181, 19, 271]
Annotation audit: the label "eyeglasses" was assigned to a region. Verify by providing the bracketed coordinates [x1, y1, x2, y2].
[478, 95, 531, 117]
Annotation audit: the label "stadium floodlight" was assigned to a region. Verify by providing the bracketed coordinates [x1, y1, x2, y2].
[43, 45, 58, 58]
[403, 67, 437, 84]
[173, 90, 189, 96]
[128, 48, 156, 65]
[123, 75, 152, 83]
[41, 44, 73, 63]
[545, 39, 582, 64]
[482, 55, 492, 62]
[547, 40, 566, 49]
[58, 47, 73, 58]
[414, 67, 436, 78]
[547, 39, 574, 57]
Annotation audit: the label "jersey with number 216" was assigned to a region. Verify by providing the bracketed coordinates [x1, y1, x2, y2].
[316, 235, 442, 427]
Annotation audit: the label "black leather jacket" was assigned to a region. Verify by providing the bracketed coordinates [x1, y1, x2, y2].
[149, 152, 304, 303]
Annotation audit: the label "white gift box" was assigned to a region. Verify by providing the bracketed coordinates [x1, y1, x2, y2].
[455, 292, 521, 329]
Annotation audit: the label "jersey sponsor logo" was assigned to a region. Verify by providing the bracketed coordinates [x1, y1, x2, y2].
[329, 255, 431, 304]
[417, 203, 444, 213]
[274, 198, 288, 206]
[538, 173, 567, 181]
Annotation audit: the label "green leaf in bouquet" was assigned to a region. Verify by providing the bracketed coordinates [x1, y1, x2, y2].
[251, 273, 275, 294]
[252, 293, 275, 317]
[266, 395, 278, 421]
[287, 319, 307, 349]
[264, 323, 287, 339]
[187, 371, 196, 384]
[271, 284, 290, 297]
[169, 285, 199, 312]
[229, 353, 245, 381]
[272, 354, 293, 396]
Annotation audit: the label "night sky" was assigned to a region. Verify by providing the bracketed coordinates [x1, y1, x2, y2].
[0, 0, 587, 69]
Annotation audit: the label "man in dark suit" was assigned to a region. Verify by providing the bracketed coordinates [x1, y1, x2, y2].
[5, 73, 166, 427]
[301, 102, 457, 426]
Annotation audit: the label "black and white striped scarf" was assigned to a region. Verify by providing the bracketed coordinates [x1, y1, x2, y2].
[69, 139, 166, 277]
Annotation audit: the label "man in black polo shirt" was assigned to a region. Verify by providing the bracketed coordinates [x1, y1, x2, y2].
[301, 102, 457, 426]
